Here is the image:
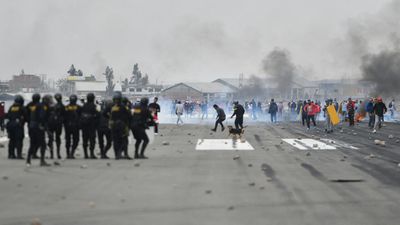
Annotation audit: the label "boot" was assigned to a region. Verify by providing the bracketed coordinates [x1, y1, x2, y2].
[57, 147, 62, 159]
[90, 149, 97, 159]
[83, 147, 89, 159]
[40, 160, 51, 167]
[50, 148, 54, 159]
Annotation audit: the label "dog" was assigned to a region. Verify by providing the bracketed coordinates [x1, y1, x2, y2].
[227, 125, 247, 139]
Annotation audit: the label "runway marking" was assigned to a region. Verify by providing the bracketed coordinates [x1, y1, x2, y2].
[282, 139, 336, 150]
[196, 139, 254, 151]
[282, 138, 358, 150]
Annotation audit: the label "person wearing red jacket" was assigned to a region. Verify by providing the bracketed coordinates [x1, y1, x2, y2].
[346, 98, 355, 126]
[303, 100, 317, 130]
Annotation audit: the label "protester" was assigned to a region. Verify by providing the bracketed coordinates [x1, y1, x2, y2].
[373, 97, 387, 133]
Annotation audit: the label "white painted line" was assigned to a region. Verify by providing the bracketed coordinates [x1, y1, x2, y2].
[282, 138, 336, 150]
[282, 139, 308, 150]
[196, 139, 254, 151]
[320, 139, 359, 150]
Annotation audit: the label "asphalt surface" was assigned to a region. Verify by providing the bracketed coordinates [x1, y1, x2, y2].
[0, 120, 400, 225]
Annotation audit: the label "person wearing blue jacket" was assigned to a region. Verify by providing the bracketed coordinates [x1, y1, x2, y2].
[365, 98, 375, 128]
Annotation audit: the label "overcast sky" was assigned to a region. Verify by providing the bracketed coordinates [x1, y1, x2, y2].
[0, 0, 394, 84]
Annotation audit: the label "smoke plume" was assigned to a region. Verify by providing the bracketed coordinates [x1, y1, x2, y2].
[262, 48, 296, 91]
[361, 50, 400, 96]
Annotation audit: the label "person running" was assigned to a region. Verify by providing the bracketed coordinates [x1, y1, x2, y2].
[211, 104, 226, 132]
[175, 101, 184, 125]
[373, 97, 387, 133]
[268, 99, 278, 123]
[230, 101, 245, 129]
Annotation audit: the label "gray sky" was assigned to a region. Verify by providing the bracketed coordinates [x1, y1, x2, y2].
[0, 0, 393, 84]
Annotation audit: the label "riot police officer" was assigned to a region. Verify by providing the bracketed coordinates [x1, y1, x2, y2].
[230, 101, 245, 129]
[104, 92, 130, 160]
[6, 95, 26, 159]
[121, 97, 133, 159]
[131, 97, 153, 159]
[26, 94, 51, 167]
[25, 94, 41, 159]
[47, 93, 65, 159]
[98, 100, 112, 159]
[81, 93, 99, 159]
[64, 94, 81, 159]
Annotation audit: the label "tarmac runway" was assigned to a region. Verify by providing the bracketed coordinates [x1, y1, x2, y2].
[0, 121, 400, 225]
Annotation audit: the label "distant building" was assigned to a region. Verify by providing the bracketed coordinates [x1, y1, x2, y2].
[9, 72, 41, 92]
[73, 81, 107, 98]
[161, 82, 236, 101]
[123, 83, 163, 97]
[0, 81, 10, 93]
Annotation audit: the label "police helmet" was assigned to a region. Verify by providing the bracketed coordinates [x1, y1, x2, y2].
[32, 93, 41, 103]
[113, 91, 122, 103]
[54, 93, 62, 102]
[233, 101, 239, 105]
[140, 97, 149, 106]
[14, 95, 24, 105]
[69, 94, 78, 104]
[87, 93, 95, 102]
[42, 94, 53, 105]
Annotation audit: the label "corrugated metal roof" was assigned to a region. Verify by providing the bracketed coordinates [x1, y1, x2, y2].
[184, 82, 236, 93]
[75, 81, 106, 92]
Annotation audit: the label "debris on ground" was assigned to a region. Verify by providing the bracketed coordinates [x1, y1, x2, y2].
[396, 139, 400, 143]
[388, 135, 394, 139]
[306, 152, 311, 156]
[353, 133, 357, 136]
[120, 199, 126, 203]
[53, 161, 61, 166]
[107, 162, 111, 167]
[80, 164, 88, 169]
[364, 154, 376, 160]
[187, 133, 191, 135]
[374, 140, 386, 146]
[248, 182, 256, 186]
[134, 163, 140, 167]
[227, 206, 235, 211]
[205, 190, 212, 194]
[259, 186, 265, 190]
[233, 155, 240, 160]
[61, 196, 66, 200]
[17, 184, 22, 187]
[31, 218, 42, 225]
[267, 178, 273, 182]
[248, 164, 253, 167]
[162, 141, 170, 146]
[0, 143, 4, 148]
[2, 176, 9, 180]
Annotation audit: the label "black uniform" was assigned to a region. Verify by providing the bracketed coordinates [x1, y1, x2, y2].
[6, 103, 26, 159]
[231, 103, 245, 129]
[105, 102, 131, 159]
[148, 101, 160, 133]
[26, 102, 50, 166]
[80, 101, 99, 159]
[98, 107, 112, 159]
[64, 103, 81, 158]
[212, 106, 226, 131]
[47, 101, 65, 159]
[131, 102, 153, 159]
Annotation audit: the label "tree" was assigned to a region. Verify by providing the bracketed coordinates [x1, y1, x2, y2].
[130, 63, 142, 84]
[56, 78, 69, 93]
[104, 66, 115, 97]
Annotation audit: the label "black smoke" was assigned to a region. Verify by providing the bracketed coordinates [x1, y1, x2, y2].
[262, 48, 296, 92]
[361, 49, 400, 96]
